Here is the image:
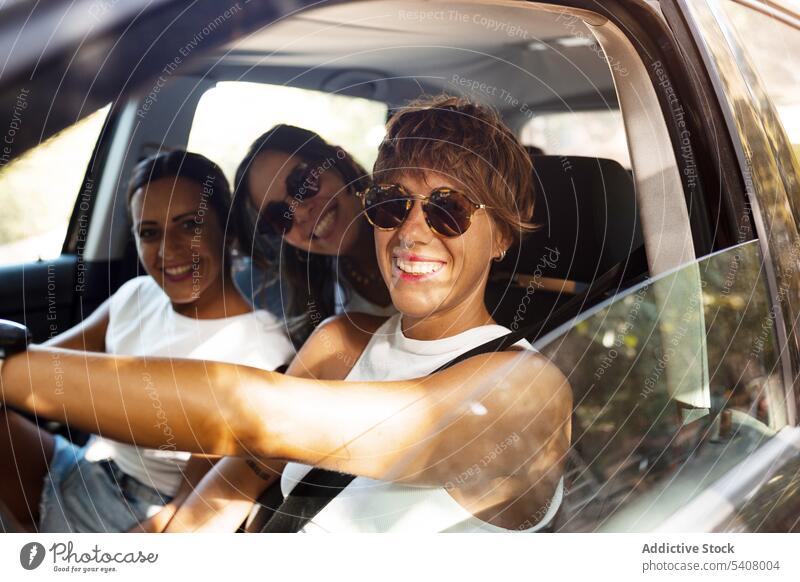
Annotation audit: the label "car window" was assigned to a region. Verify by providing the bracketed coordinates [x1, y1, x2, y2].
[534, 240, 787, 531]
[0, 106, 110, 265]
[186, 82, 388, 184]
[520, 110, 631, 169]
[385, 241, 784, 532]
[721, 1, 800, 161]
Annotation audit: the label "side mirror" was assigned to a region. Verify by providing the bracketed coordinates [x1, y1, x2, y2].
[0, 320, 32, 358]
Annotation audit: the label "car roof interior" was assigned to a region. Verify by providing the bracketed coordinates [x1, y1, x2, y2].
[191, 0, 620, 122]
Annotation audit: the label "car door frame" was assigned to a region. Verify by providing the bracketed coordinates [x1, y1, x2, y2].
[649, 0, 800, 531]
[663, 0, 800, 424]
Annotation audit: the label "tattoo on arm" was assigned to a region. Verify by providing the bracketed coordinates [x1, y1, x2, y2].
[246, 459, 276, 482]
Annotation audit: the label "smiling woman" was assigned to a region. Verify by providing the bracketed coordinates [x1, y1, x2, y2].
[231, 125, 395, 346]
[0, 150, 295, 532]
[369, 96, 537, 334]
[127, 152, 243, 318]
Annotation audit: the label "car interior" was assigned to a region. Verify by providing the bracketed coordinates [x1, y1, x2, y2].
[1, 0, 785, 532]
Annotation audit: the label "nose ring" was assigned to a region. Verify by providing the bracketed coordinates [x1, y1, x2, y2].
[400, 235, 415, 250]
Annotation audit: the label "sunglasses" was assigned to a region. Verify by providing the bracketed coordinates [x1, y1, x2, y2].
[256, 162, 321, 234]
[358, 183, 489, 238]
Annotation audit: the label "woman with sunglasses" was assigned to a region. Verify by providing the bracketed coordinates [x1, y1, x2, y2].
[231, 125, 394, 346]
[1, 95, 572, 532]
[123, 126, 398, 532]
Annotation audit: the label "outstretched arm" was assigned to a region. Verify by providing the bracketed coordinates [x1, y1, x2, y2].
[0, 318, 570, 491]
[0, 314, 425, 471]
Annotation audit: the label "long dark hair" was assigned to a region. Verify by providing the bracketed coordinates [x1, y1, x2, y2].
[128, 150, 234, 261]
[231, 125, 370, 345]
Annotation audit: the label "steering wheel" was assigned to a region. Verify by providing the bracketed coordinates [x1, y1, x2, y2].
[0, 319, 31, 361]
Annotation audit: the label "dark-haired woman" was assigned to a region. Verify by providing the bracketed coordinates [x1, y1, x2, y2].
[0, 151, 294, 532]
[133, 127, 398, 531]
[230, 125, 394, 346]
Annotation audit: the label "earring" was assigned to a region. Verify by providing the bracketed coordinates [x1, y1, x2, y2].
[493, 249, 506, 262]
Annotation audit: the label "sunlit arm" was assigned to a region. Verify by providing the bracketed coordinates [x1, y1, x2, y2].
[0, 343, 570, 492]
[0, 346, 437, 472]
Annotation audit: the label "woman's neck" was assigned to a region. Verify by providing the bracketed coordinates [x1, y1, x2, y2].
[401, 289, 495, 341]
[172, 274, 252, 320]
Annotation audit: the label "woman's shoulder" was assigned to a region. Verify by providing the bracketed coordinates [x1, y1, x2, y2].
[290, 313, 392, 380]
[334, 278, 397, 318]
[108, 276, 164, 315]
[315, 312, 391, 353]
[322, 311, 391, 332]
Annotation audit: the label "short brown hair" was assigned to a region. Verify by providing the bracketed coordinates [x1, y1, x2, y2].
[374, 95, 536, 245]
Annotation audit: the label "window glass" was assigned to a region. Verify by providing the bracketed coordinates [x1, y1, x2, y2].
[387, 241, 784, 531]
[544, 240, 784, 530]
[520, 110, 631, 169]
[0, 106, 110, 265]
[722, 1, 800, 159]
[187, 82, 388, 184]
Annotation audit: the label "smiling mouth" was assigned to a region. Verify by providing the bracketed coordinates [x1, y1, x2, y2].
[393, 254, 446, 281]
[162, 263, 195, 281]
[311, 204, 337, 240]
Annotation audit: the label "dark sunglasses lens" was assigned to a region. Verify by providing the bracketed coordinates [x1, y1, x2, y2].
[257, 202, 292, 234]
[364, 185, 410, 229]
[286, 163, 320, 201]
[426, 190, 473, 237]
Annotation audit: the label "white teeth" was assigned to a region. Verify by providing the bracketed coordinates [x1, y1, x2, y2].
[313, 208, 336, 238]
[395, 257, 444, 275]
[164, 264, 192, 276]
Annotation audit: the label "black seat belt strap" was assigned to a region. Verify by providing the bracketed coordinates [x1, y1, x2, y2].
[257, 469, 355, 532]
[256, 317, 537, 533]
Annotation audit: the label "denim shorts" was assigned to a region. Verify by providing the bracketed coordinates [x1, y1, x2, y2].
[39, 435, 173, 533]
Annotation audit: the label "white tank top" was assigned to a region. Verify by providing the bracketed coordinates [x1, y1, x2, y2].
[334, 279, 396, 317]
[85, 276, 295, 496]
[281, 313, 564, 532]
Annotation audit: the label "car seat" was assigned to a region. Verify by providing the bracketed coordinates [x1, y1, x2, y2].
[486, 153, 645, 334]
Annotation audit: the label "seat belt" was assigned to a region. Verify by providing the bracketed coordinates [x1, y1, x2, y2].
[254, 469, 358, 533]
[256, 248, 647, 532]
[254, 305, 547, 533]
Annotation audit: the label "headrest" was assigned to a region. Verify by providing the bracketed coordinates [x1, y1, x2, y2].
[500, 152, 641, 285]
